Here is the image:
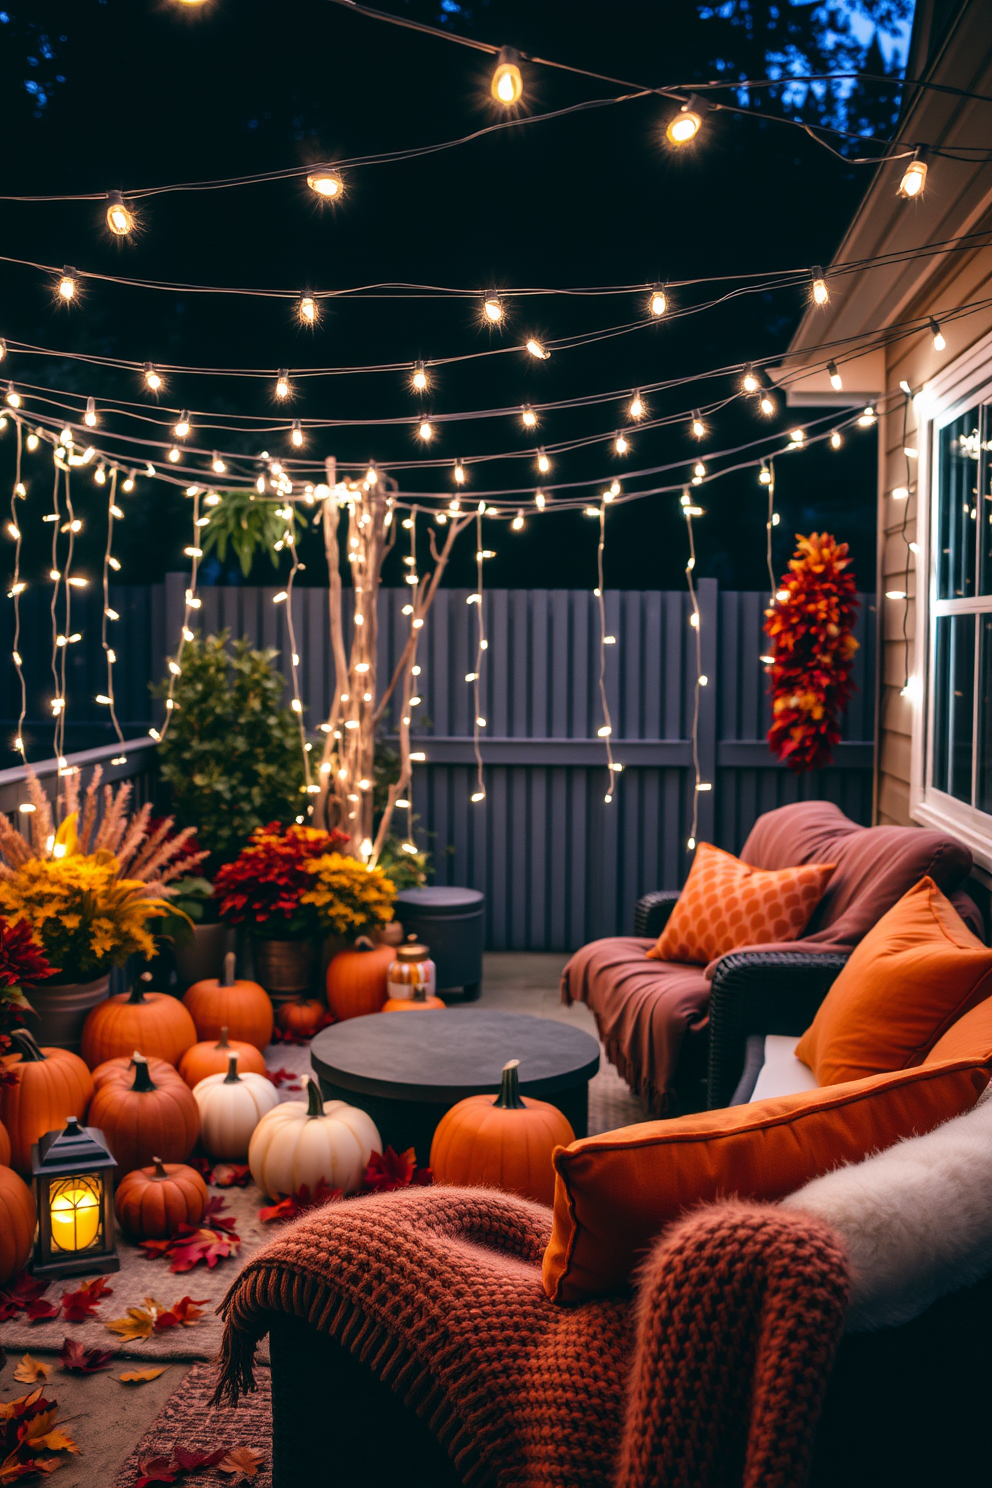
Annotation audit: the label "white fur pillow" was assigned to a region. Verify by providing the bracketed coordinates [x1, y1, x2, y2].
[782, 1086, 992, 1331]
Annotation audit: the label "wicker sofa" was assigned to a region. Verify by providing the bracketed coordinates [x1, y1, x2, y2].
[561, 801, 981, 1115]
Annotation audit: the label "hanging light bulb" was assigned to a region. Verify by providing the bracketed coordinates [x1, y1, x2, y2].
[930, 318, 946, 351]
[365, 461, 378, 485]
[525, 338, 549, 360]
[454, 460, 466, 485]
[173, 411, 191, 438]
[291, 419, 304, 448]
[691, 412, 705, 439]
[298, 293, 319, 327]
[412, 361, 429, 392]
[122, 475, 135, 491]
[210, 453, 227, 474]
[512, 509, 524, 531]
[898, 148, 928, 199]
[693, 461, 706, 478]
[491, 45, 523, 105]
[418, 420, 433, 441]
[629, 391, 645, 419]
[830, 430, 843, 449]
[167, 447, 181, 463]
[790, 427, 805, 444]
[57, 267, 79, 301]
[483, 294, 504, 324]
[827, 360, 843, 391]
[535, 489, 546, 509]
[615, 433, 629, 455]
[94, 463, 106, 485]
[5, 385, 20, 408]
[307, 168, 343, 198]
[26, 431, 39, 451]
[666, 95, 704, 144]
[520, 405, 537, 429]
[857, 406, 877, 427]
[105, 191, 134, 236]
[742, 365, 759, 393]
[84, 397, 97, 428]
[143, 363, 163, 393]
[759, 394, 776, 416]
[537, 449, 550, 474]
[649, 287, 668, 317]
[759, 464, 771, 485]
[275, 369, 291, 400]
[811, 267, 829, 306]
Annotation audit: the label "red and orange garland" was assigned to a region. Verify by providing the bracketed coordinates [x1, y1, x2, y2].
[764, 532, 859, 772]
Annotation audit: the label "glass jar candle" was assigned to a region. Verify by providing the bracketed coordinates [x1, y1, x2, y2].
[386, 941, 437, 1001]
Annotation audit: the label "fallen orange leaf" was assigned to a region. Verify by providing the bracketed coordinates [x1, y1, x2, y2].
[218, 1446, 266, 1481]
[119, 1368, 169, 1385]
[12, 1356, 51, 1384]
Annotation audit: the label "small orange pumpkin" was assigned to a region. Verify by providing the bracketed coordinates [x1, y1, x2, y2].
[0, 1163, 36, 1284]
[325, 937, 395, 1021]
[275, 999, 331, 1041]
[115, 1156, 208, 1239]
[81, 977, 198, 1069]
[0, 1117, 10, 1168]
[0, 1029, 95, 1174]
[383, 985, 446, 1012]
[183, 953, 274, 1051]
[430, 1059, 575, 1208]
[91, 1052, 180, 1094]
[178, 1026, 267, 1087]
[88, 1053, 199, 1174]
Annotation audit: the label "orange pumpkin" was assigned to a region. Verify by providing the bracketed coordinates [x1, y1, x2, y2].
[115, 1156, 208, 1239]
[325, 937, 395, 1021]
[91, 1052, 180, 1094]
[183, 952, 274, 1051]
[88, 1053, 199, 1174]
[383, 985, 446, 1012]
[178, 1026, 267, 1087]
[0, 1117, 10, 1168]
[0, 1029, 95, 1174]
[275, 999, 331, 1041]
[0, 1163, 36, 1284]
[81, 978, 198, 1069]
[430, 1060, 575, 1208]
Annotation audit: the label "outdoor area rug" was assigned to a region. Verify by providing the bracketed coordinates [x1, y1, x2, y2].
[112, 1363, 273, 1488]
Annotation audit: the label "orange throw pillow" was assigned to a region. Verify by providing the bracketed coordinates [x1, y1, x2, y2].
[926, 995, 992, 1065]
[795, 877, 992, 1086]
[542, 1058, 989, 1304]
[647, 842, 835, 965]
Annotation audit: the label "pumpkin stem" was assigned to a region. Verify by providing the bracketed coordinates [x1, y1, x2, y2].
[305, 1077, 325, 1117]
[494, 1059, 526, 1110]
[9, 1028, 47, 1063]
[223, 1052, 241, 1084]
[127, 977, 152, 1006]
[151, 1157, 168, 1179]
[216, 1027, 230, 1050]
[221, 951, 236, 988]
[354, 935, 374, 952]
[131, 1053, 157, 1093]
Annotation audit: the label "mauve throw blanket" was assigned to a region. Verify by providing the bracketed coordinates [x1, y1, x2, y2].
[216, 1186, 848, 1488]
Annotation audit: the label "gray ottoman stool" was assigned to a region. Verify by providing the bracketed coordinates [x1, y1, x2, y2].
[394, 886, 484, 1001]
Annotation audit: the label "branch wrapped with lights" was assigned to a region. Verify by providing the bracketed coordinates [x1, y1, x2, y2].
[273, 500, 314, 810]
[764, 532, 860, 772]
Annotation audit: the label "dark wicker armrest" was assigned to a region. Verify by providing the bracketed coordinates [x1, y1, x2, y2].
[633, 890, 681, 939]
[706, 950, 850, 1110]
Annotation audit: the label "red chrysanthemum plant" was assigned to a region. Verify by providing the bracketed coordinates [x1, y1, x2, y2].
[764, 532, 860, 772]
[0, 916, 56, 1071]
[213, 822, 350, 937]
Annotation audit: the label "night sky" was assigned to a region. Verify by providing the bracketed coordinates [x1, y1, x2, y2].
[0, 0, 912, 595]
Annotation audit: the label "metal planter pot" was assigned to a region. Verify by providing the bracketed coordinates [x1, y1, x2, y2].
[28, 975, 111, 1052]
[251, 936, 320, 1003]
[173, 923, 232, 990]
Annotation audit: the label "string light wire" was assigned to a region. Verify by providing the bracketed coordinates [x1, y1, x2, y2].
[594, 500, 618, 802]
[99, 466, 127, 755]
[470, 509, 487, 804]
[682, 491, 705, 852]
[154, 488, 202, 742]
[8, 421, 27, 760]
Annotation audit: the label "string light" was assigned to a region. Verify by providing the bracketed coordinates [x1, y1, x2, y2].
[144, 364, 164, 392]
[682, 489, 707, 851]
[811, 268, 829, 305]
[470, 510, 488, 804]
[453, 460, 466, 485]
[830, 430, 843, 449]
[929, 318, 946, 351]
[535, 489, 546, 509]
[511, 509, 524, 530]
[57, 267, 79, 302]
[291, 419, 304, 447]
[173, 411, 191, 438]
[491, 46, 523, 105]
[789, 427, 805, 445]
[418, 420, 433, 441]
[298, 293, 319, 326]
[307, 169, 343, 198]
[26, 431, 38, 451]
[521, 405, 537, 428]
[98, 468, 127, 754]
[8, 422, 27, 761]
[691, 411, 705, 439]
[628, 391, 645, 419]
[275, 370, 291, 400]
[614, 433, 628, 455]
[410, 361, 429, 393]
[537, 449, 550, 474]
[483, 295, 504, 324]
[742, 365, 759, 393]
[666, 95, 704, 145]
[649, 287, 668, 317]
[898, 149, 928, 199]
[764, 458, 777, 598]
[105, 191, 135, 236]
[0, 339, 5, 363]
[759, 393, 776, 415]
[827, 360, 843, 391]
[281, 505, 313, 801]
[211, 453, 226, 473]
[525, 338, 549, 360]
[857, 405, 876, 427]
[593, 502, 618, 803]
[156, 489, 202, 741]
[5, 385, 21, 409]
[84, 397, 97, 428]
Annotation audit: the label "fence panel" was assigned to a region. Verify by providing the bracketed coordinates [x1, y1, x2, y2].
[0, 580, 875, 950]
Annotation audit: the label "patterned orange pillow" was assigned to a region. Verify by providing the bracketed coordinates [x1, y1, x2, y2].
[647, 842, 835, 965]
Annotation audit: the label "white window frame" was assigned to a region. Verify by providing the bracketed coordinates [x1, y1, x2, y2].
[910, 325, 992, 871]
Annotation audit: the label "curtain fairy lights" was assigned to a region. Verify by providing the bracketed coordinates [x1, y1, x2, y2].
[469, 508, 487, 805]
[8, 420, 27, 760]
[896, 389, 915, 697]
[594, 499, 619, 803]
[681, 488, 708, 852]
[152, 488, 202, 742]
[97, 466, 128, 759]
[278, 502, 315, 816]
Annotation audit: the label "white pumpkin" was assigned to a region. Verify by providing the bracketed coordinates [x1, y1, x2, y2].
[193, 1053, 280, 1160]
[248, 1076, 381, 1199]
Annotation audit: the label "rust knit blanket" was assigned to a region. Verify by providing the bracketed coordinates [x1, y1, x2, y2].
[215, 1186, 848, 1488]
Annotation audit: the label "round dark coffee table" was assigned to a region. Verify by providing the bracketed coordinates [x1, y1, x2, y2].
[310, 1010, 599, 1165]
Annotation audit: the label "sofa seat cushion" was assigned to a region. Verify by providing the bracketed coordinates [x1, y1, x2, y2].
[647, 841, 835, 965]
[561, 937, 710, 1114]
[926, 995, 992, 1065]
[542, 1058, 990, 1304]
[750, 1035, 819, 1102]
[796, 878, 992, 1086]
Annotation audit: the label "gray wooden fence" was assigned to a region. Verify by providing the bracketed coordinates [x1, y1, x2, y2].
[0, 578, 875, 950]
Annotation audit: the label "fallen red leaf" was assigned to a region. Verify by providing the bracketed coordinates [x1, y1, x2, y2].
[210, 1164, 251, 1188]
[153, 1296, 209, 1330]
[364, 1146, 432, 1193]
[61, 1276, 113, 1322]
[134, 1455, 181, 1487]
[172, 1448, 226, 1472]
[0, 1274, 52, 1322]
[265, 1066, 303, 1087]
[258, 1180, 342, 1224]
[24, 1298, 61, 1323]
[56, 1339, 114, 1374]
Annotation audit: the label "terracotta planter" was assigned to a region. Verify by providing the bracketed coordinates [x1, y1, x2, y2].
[27, 975, 111, 1052]
[252, 936, 320, 1003]
[174, 923, 232, 990]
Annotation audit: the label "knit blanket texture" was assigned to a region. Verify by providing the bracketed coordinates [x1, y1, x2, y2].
[216, 1185, 848, 1488]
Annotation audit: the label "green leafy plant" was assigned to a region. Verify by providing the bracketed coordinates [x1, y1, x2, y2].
[153, 633, 305, 867]
[156, 875, 215, 945]
[200, 490, 301, 579]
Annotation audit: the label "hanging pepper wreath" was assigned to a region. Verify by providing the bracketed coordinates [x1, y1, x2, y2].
[764, 532, 859, 772]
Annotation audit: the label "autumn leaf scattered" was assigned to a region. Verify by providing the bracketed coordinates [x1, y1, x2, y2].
[57, 1339, 114, 1374]
[0, 1274, 55, 1325]
[134, 1449, 225, 1487]
[364, 1146, 433, 1194]
[0, 1388, 79, 1480]
[139, 1198, 241, 1272]
[258, 1181, 342, 1223]
[105, 1307, 156, 1343]
[154, 1296, 208, 1330]
[12, 1356, 51, 1384]
[265, 1066, 303, 1087]
[24, 1299, 61, 1324]
[119, 1368, 169, 1385]
[218, 1447, 266, 1482]
[188, 1160, 251, 1188]
[61, 1276, 113, 1323]
[106, 1295, 208, 1342]
[173, 1449, 226, 1472]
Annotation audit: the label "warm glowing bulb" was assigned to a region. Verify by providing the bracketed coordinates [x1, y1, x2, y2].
[629, 392, 644, 419]
[537, 450, 550, 474]
[667, 106, 702, 144]
[615, 433, 628, 454]
[827, 361, 842, 391]
[742, 366, 759, 393]
[275, 370, 291, 399]
[105, 191, 134, 236]
[84, 397, 97, 428]
[759, 395, 775, 416]
[26, 432, 38, 451]
[168, 447, 181, 463]
[307, 169, 343, 198]
[365, 462, 378, 485]
[811, 270, 829, 306]
[691, 414, 705, 439]
[535, 489, 545, 509]
[412, 362, 428, 391]
[483, 295, 503, 323]
[790, 427, 805, 444]
[521, 406, 537, 428]
[759, 466, 771, 485]
[419, 420, 433, 441]
[291, 419, 303, 447]
[50, 1179, 101, 1252]
[144, 364, 163, 392]
[899, 155, 927, 199]
[298, 293, 318, 326]
[58, 268, 78, 301]
[526, 338, 548, 360]
[454, 462, 466, 485]
[5, 385, 21, 409]
[930, 318, 946, 351]
[512, 510, 524, 530]
[174, 412, 191, 438]
[491, 46, 523, 105]
[211, 454, 226, 474]
[830, 431, 842, 449]
[693, 461, 706, 478]
[649, 288, 667, 317]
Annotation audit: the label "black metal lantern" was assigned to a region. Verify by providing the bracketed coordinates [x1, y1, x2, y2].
[30, 1118, 119, 1279]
